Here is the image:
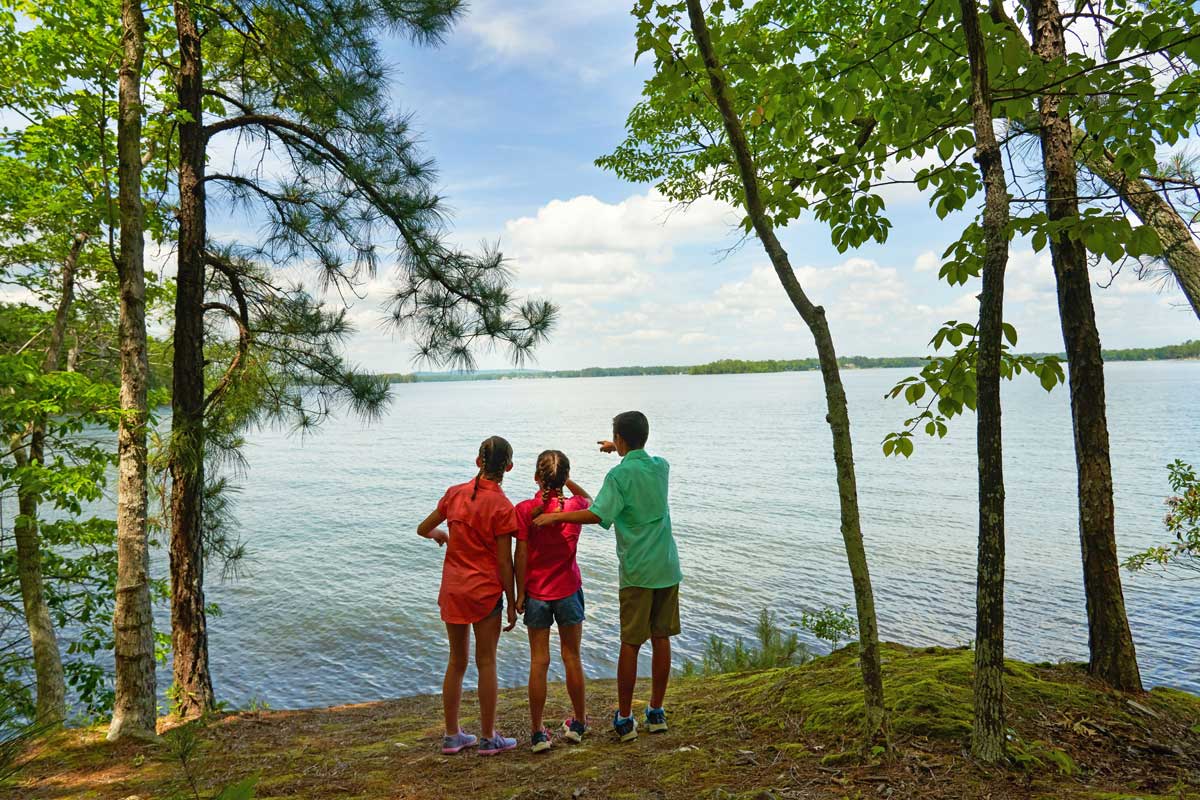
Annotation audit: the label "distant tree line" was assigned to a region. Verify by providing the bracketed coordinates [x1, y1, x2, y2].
[379, 340, 1199, 384]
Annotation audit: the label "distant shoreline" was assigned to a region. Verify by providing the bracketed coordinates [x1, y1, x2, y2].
[379, 340, 1200, 384]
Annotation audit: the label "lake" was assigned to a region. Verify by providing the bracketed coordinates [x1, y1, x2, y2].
[190, 360, 1199, 710]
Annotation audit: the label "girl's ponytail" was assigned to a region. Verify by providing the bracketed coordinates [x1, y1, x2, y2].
[531, 450, 571, 519]
[473, 435, 513, 500]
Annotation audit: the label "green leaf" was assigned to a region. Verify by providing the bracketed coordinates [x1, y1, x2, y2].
[1002, 323, 1017, 347]
[214, 775, 259, 800]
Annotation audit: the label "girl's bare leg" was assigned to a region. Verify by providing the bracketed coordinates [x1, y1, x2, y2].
[443, 623, 471, 735]
[527, 627, 552, 731]
[558, 623, 586, 723]
[473, 612, 503, 738]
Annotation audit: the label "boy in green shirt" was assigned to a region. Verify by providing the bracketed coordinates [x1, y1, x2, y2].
[533, 410, 681, 742]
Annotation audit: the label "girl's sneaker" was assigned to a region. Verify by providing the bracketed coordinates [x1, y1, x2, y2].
[612, 711, 638, 743]
[479, 733, 518, 756]
[531, 728, 553, 753]
[646, 707, 668, 734]
[441, 730, 478, 755]
[561, 717, 588, 744]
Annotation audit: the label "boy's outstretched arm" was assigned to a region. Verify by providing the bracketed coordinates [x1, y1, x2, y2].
[417, 509, 449, 546]
[565, 478, 591, 500]
[532, 509, 601, 528]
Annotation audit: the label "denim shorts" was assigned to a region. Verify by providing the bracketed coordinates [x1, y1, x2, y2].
[524, 588, 585, 629]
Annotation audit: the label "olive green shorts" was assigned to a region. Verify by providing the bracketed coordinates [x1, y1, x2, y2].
[618, 584, 681, 646]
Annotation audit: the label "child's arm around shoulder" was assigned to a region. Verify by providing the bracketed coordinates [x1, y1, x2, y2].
[532, 507, 600, 527]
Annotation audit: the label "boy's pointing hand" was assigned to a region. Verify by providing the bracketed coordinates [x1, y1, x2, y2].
[598, 440, 616, 453]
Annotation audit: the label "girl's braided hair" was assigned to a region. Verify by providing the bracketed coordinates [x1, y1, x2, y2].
[531, 449, 570, 519]
[472, 435, 513, 499]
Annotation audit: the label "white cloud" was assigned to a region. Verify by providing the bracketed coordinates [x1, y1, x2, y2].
[460, 7, 555, 60]
[503, 189, 738, 302]
[914, 251, 940, 273]
[457, 0, 629, 82]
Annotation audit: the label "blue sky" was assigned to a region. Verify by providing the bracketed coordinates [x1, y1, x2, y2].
[259, 1, 1200, 372]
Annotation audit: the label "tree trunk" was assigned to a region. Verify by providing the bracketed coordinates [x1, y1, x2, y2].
[958, 0, 1011, 763]
[9, 233, 85, 726]
[10, 447, 67, 726]
[108, 0, 157, 742]
[684, 0, 886, 739]
[1028, 0, 1142, 692]
[169, 0, 215, 717]
[1080, 142, 1200, 320]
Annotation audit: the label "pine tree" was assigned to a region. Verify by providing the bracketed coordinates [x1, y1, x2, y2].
[163, 0, 553, 715]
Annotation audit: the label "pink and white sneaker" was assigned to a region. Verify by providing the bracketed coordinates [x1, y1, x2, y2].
[441, 729, 478, 754]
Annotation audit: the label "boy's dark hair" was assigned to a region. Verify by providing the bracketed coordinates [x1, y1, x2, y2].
[612, 411, 649, 450]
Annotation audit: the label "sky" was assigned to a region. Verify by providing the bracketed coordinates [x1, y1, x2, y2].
[227, 0, 1198, 373]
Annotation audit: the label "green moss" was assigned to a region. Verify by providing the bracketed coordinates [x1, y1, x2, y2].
[652, 747, 713, 786]
[768, 743, 811, 759]
[819, 750, 860, 767]
[1147, 686, 1200, 721]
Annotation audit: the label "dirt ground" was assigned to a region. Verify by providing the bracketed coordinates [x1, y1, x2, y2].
[13, 644, 1200, 800]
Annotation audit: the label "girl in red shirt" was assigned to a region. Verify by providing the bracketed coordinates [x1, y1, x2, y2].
[514, 450, 592, 752]
[417, 435, 520, 756]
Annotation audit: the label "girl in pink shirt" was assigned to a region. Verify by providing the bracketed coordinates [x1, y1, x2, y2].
[514, 450, 592, 752]
[417, 435, 520, 756]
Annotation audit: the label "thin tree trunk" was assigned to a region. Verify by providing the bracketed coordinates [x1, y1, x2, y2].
[10, 445, 67, 726]
[1079, 141, 1200, 320]
[957, 0, 1011, 763]
[108, 0, 157, 742]
[169, 0, 215, 717]
[684, 0, 886, 739]
[9, 233, 85, 726]
[1028, 0, 1142, 693]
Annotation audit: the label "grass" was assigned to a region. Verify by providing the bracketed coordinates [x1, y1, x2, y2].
[9, 643, 1200, 800]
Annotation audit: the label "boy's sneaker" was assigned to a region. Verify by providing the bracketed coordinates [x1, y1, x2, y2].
[478, 733, 518, 756]
[646, 707, 668, 734]
[441, 730, 478, 754]
[613, 711, 639, 743]
[561, 717, 587, 744]
[531, 728, 552, 753]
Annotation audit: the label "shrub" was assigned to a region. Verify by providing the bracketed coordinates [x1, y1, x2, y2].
[799, 605, 857, 651]
[683, 609, 810, 676]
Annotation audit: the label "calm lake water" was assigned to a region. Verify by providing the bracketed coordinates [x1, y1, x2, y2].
[186, 361, 1199, 709]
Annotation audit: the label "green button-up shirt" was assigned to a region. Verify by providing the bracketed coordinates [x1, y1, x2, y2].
[590, 449, 682, 589]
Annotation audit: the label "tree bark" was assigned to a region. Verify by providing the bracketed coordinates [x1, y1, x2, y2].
[957, 0, 1011, 763]
[1028, 0, 1142, 692]
[9, 233, 85, 726]
[684, 0, 886, 739]
[10, 445, 67, 726]
[169, 0, 215, 717]
[1080, 142, 1200, 320]
[108, 0, 158, 742]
